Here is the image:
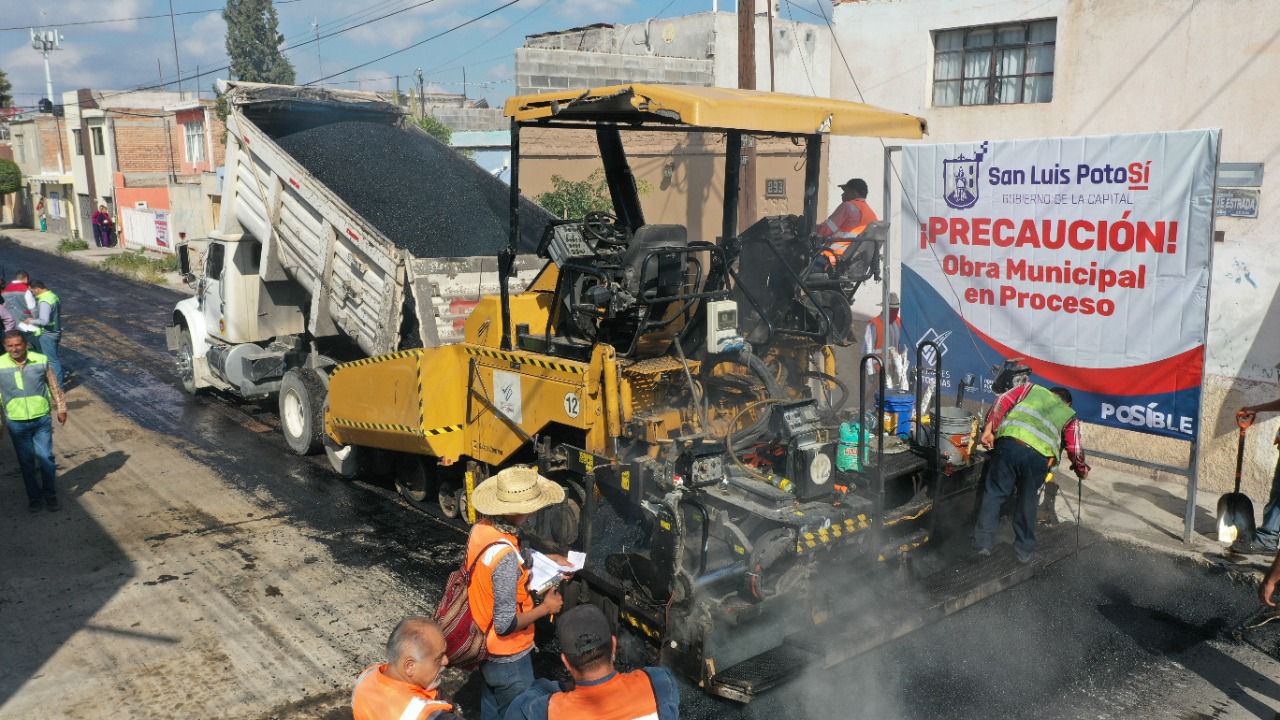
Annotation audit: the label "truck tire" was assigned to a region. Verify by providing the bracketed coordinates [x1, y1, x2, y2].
[280, 368, 325, 456]
[175, 327, 199, 395]
[396, 456, 439, 513]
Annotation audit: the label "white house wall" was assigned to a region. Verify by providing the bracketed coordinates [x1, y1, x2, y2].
[829, 0, 1280, 493]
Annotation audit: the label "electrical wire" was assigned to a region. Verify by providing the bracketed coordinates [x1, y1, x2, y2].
[806, 0, 996, 373]
[303, 0, 523, 86]
[0, 0, 304, 32]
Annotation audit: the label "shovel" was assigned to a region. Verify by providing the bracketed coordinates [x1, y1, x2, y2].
[1217, 411, 1257, 545]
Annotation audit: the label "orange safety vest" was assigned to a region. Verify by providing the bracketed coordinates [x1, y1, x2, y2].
[465, 522, 535, 657]
[351, 664, 454, 720]
[867, 315, 903, 353]
[821, 198, 878, 265]
[547, 670, 660, 720]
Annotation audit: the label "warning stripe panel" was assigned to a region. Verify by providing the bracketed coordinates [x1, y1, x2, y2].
[465, 346, 585, 374]
[332, 349, 424, 374]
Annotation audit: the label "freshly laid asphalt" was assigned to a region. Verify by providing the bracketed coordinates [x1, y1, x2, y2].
[1, 235, 1276, 719]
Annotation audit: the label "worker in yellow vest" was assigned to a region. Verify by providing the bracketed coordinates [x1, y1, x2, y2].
[814, 178, 879, 270]
[975, 384, 1089, 563]
[352, 616, 460, 720]
[0, 330, 68, 512]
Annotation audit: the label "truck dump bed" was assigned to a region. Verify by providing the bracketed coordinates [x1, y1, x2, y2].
[220, 82, 547, 356]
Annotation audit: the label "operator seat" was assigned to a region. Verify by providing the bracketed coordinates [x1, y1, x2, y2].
[621, 223, 689, 299]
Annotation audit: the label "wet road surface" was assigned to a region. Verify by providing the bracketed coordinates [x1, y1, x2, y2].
[1, 237, 1276, 719]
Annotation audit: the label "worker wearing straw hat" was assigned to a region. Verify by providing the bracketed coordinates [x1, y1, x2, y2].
[466, 466, 566, 720]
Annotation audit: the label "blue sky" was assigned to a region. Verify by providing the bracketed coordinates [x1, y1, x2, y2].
[0, 0, 825, 108]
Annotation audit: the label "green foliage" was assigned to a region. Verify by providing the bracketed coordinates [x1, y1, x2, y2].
[0, 158, 20, 196]
[535, 169, 651, 220]
[57, 238, 89, 254]
[0, 68, 12, 108]
[102, 250, 180, 284]
[223, 0, 296, 84]
[416, 114, 453, 145]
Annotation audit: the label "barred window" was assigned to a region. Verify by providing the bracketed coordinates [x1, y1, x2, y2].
[933, 19, 1056, 107]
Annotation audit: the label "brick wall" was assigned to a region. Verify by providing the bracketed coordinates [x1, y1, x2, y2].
[109, 103, 227, 176]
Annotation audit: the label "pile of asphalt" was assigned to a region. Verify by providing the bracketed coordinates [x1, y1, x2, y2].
[275, 121, 551, 258]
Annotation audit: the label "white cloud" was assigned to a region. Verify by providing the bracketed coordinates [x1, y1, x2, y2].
[554, 0, 634, 20]
[13, 0, 151, 33]
[183, 12, 228, 66]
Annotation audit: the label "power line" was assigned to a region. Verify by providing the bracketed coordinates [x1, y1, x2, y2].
[0, 0, 304, 33]
[304, 0, 522, 86]
[807, 0, 996, 371]
[53, 0, 445, 112]
[423, 0, 551, 77]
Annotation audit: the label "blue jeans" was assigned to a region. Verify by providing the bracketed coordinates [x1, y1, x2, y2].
[1255, 454, 1280, 551]
[7, 415, 56, 501]
[38, 331, 63, 384]
[974, 437, 1050, 557]
[480, 652, 533, 720]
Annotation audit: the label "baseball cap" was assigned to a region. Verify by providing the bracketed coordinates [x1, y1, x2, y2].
[556, 604, 612, 660]
[839, 178, 869, 195]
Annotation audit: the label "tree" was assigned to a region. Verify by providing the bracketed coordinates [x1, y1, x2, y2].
[535, 169, 651, 220]
[0, 159, 21, 207]
[0, 68, 12, 108]
[416, 114, 452, 146]
[223, 0, 296, 84]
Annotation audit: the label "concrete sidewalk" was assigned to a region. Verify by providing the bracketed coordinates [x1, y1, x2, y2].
[0, 224, 187, 292]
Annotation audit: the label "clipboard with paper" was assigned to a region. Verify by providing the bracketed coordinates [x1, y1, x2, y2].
[528, 550, 585, 593]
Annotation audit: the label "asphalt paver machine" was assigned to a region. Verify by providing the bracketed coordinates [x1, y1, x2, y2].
[324, 84, 1039, 701]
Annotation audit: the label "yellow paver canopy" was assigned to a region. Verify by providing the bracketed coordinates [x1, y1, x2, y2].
[504, 83, 926, 138]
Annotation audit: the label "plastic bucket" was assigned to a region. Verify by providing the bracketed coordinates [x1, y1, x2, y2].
[879, 391, 915, 439]
[937, 407, 976, 465]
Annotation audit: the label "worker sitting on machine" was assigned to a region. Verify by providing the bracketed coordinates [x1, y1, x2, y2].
[811, 177, 878, 273]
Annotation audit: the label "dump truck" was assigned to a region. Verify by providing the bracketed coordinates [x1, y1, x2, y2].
[165, 82, 548, 460]
[317, 84, 1086, 702]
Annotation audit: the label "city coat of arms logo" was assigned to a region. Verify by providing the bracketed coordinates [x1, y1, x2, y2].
[943, 141, 989, 210]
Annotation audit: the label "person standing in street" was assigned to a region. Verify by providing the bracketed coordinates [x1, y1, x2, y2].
[505, 603, 680, 720]
[975, 383, 1089, 563]
[0, 330, 68, 512]
[2, 270, 36, 327]
[28, 280, 64, 385]
[352, 616, 461, 720]
[1237, 398, 1280, 553]
[91, 205, 111, 248]
[466, 466, 566, 720]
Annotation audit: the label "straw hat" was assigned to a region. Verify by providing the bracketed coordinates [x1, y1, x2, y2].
[471, 466, 565, 517]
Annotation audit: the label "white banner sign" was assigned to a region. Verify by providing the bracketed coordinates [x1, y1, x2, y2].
[901, 130, 1217, 439]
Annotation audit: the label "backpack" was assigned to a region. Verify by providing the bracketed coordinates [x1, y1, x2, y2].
[434, 540, 512, 671]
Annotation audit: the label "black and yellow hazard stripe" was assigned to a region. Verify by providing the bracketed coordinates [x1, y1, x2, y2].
[620, 611, 662, 641]
[466, 346, 585, 374]
[424, 423, 463, 437]
[878, 534, 929, 562]
[332, 349, 423, 375]
[332, 417, 421, 435]
[797, 514, 872, 553]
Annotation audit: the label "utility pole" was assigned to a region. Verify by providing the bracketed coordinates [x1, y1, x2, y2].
[313, 19, 324, 88]
[737, 0, 757, 232]
[462, 67, 468, 101]
[767, 0, 776, 92]
[168, 0, 183, 98]
[416, 68, 426, 120]
[28, 27, 62, 107]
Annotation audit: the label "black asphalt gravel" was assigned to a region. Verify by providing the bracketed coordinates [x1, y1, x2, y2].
[275, 121, 551, 258]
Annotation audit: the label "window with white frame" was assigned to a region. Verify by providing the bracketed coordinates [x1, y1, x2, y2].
[183, 120, 206, 164]
[91, 125, 105, 155]
[932, 19, 1056, 107]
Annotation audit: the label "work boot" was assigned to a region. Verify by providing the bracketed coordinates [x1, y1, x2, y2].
[45, 496, 60, 512]
[28, 498, 42, 513]
[1015, 548, 1036, 565]
[1038, 482, 1059, 526]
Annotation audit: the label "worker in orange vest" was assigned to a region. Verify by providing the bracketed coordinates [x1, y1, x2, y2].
[467, 466, 567, 720]
[863, 292, 904, 360]
[814, 177, 879, 270]
[352, 616, 460, 720]
[505, 604, 680, 720]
